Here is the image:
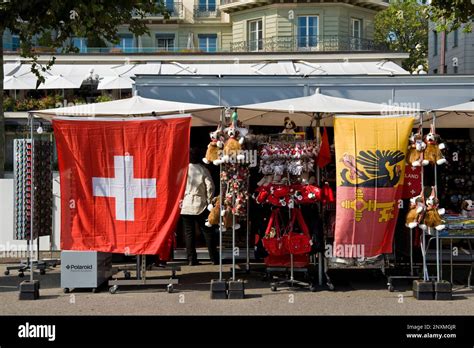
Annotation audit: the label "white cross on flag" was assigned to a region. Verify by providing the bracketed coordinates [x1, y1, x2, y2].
[53, 116, 191, 256]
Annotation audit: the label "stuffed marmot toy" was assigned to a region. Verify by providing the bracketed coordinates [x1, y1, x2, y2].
[419, 188, 446, 231]
[407, 129, 428, 167]
[202, 125, 223, 165]
[405, 195, 425, 229]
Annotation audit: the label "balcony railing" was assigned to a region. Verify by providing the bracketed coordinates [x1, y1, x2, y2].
[231, 35, 388, 52]
[194, 5, 220, 17]
[133, 2, 184, 19]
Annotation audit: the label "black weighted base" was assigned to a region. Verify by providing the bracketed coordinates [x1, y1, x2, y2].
[19, 280, 40, 300]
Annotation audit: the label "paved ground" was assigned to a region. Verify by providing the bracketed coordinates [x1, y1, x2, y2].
[1, 263, 473, 315]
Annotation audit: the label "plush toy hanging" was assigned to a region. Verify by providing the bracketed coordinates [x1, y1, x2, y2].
[424, 124, 447, 165]
[405, 194, 425, 229]
[214, 125, 244, 164]
[419, 187, 446, 231]
[205, 195, 241, 231]
[202, 124, 223, 165]
[407, 127, 428, 167]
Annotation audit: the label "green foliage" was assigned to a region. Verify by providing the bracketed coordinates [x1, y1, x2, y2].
[0, 0, 165, 83]
[95, 95, 113, 103]
[429, 0, 474, 33]
[3, 95, 64, 111]
[374, 0, 428, 72]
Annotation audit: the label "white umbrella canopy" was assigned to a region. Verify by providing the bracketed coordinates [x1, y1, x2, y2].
[97, 75, 134, 90]
[4, 74, 38, 90]
[37, 74, 84, 90]
[236, 90, 419, 126]
[31, 95, 222, 126]
[423, 101, 474, 128]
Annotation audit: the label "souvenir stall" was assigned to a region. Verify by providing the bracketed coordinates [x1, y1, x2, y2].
[23, 95, 222, 298]
[420, 102, 474, 297]
[230, 90, 414, 292]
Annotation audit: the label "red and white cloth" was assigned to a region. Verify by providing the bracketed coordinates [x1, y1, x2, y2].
[53, 115, 191, 256]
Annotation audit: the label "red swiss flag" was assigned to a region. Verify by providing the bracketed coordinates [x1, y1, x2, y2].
[53, 116, 191, 256]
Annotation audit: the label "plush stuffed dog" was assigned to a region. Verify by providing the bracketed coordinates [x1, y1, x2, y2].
[461, 199, 474, 218]
[424, 126, 446, 165]
[405, 195, 425, 229]
[407, 130, 428, 167]
[419, 188, 446, 231]
[282, 117, 296, 134]
[202, 127, 223, 165]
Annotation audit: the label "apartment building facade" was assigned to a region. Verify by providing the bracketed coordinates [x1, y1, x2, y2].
[428, 23, 474, 75]
[3, 0, 389, 54]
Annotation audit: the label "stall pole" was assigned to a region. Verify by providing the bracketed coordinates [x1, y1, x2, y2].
[246, 176, 250, 273]
[232, 193, 236, 281]
[432, 112, 441, 282]
[218, 108, 225, 281]
[410, 228, 414, 276]
[314, 113, 323, 287]
[29, 112, 35, 282]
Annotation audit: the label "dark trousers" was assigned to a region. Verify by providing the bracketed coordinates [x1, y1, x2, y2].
[181, 211, 219, 263]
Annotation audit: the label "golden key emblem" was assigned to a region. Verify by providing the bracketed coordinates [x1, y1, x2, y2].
[341, 189, 395, 223]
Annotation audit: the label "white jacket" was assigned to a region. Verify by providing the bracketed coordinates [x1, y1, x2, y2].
[181, 163, 215, 215]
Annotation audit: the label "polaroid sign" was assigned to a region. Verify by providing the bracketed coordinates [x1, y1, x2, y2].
[18, 322, 56, 342]
[65, 264, 93, 272]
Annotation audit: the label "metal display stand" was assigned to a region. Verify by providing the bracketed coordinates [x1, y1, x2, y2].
[108, 255, 181, 294]
[8, 115, 58, 280]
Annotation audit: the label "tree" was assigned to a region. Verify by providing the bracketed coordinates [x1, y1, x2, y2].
[0, 0, 166, 177]
[429, 0, 474, 32]
[374, 0, 428, 73]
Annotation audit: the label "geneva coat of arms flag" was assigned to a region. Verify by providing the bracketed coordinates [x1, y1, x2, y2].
[53, 115, 191, 256]
[334, 116, 414, 257]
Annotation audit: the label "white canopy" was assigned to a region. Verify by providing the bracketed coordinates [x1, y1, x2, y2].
[97, 75, 134, 90]
[38, 74, 84, 90]
[4, 74, 38, 90]
[237, 90, 419, 126]
[422, 101, 474, 128]
[31, 95, 222, 126]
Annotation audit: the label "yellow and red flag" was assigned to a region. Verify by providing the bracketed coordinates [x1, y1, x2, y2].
[334, 116, 414, 257]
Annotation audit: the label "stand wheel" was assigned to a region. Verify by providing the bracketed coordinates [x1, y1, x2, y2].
[167, 284, 174, 293]
[63, 288, 70, 294]
[4, 270, 10, 276]
[91, 288, 98, 293]
[124, 271, 131, 280]
[109, 285, 118, 294]
[388, 284, 394, 292]
[309, 284, 317, 292]
[270, 283, 277, 292]
[52, 264, 57, 268]
[39, 269, 46, 275]
[171, 271, 177, 279]
[18, 272, 24, 278]
[327, 282, 335, 291]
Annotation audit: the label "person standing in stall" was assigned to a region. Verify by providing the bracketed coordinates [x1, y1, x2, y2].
[181, 148, 219, 266]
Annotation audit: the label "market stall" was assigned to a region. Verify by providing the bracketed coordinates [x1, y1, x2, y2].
[14, 95, 222, 298]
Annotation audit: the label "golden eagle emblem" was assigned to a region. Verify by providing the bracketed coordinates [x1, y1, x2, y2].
[340, 150, 405, 188]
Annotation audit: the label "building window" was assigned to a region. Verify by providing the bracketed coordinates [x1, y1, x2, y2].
[156, 34, 175, 51]
[351, 18, 362, 50]
[162, 0, 175, 15]
[11, 35, 20, 51]
[198, 34, 217, 52]
[352, 18, 362, 38]
[248, 19, 263, 52]
[454, 66, 458, 74]
[198, 0, 216, 11]
[72, 37, 87, 53]
[433, 68, 438, 74]
[433, 30, 438, 56]
[297, 16, 319, 49]
[453, 29, 458, 47]
[115, 34, 134, 53]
